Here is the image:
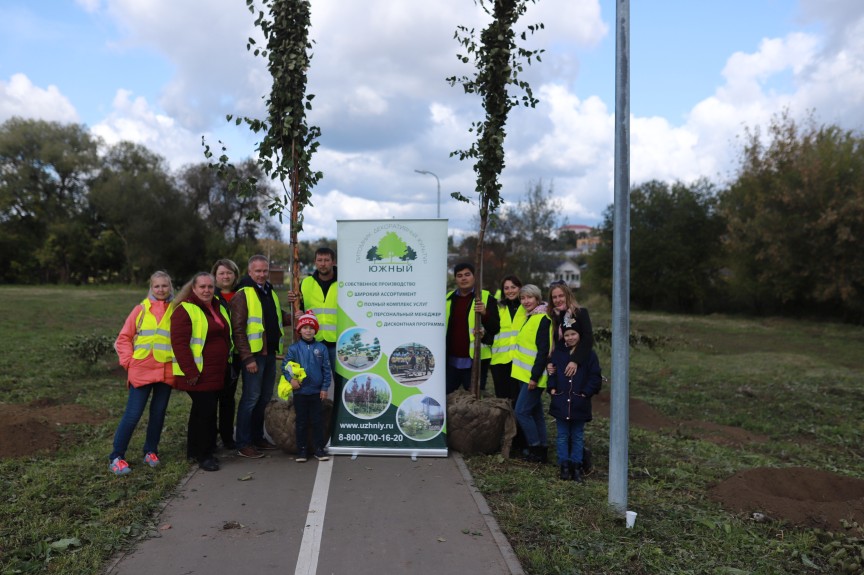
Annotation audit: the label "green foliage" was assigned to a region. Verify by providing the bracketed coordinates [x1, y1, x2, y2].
[588, 179, 725, 313]
[212, 0, 321, 229]
[448, 0, 544, 216]
[90, 142, 209, 283]
[0, 117, 99, 283]
[810, 521, 864, 574]
[62, 333, 116, 366]
[0, 117, 277, 285]
[720, 111, 864, 319]
[466, 309, 864, 574]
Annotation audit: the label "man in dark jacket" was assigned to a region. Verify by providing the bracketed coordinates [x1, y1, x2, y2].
[231, 255, 284, 458]
[445, 262, 500, 394]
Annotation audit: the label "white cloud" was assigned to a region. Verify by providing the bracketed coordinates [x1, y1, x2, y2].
[91, 89, 205, 167]
[0, 74, 78, 123]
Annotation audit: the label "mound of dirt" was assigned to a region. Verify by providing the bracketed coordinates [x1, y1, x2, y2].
[594, 393, 676, 431]
[593, 393, 767, 447]
[709, 467, 864, 529]
[0, 399, 109, 458]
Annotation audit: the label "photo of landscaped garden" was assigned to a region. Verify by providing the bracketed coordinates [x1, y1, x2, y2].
[342, 374, 391, 419]
[396, 394, 444, 441]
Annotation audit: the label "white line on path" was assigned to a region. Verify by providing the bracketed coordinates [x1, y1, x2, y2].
[294, 458, 333, 575]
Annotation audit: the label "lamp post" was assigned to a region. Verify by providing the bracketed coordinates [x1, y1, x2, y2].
[414, 169, 441, 219]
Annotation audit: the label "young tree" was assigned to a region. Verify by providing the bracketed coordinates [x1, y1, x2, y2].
[448, 0, 544, 396]
[209, 0, 321, 328]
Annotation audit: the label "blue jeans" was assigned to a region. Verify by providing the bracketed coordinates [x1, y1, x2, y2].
[514, 382, 547, 447]
[235, 354, 276, 448]
[555, 419, 585, 465]
[294, 393, 324, 454]
[109, 382, 172, 461]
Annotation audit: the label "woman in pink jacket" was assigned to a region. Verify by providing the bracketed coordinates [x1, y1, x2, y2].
[108, 271, 176, 476]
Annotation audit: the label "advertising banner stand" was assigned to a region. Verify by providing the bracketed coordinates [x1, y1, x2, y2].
[329, 220, 448, 458]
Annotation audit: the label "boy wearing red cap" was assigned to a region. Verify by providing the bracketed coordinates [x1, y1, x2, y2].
[282, 310, 332, 462]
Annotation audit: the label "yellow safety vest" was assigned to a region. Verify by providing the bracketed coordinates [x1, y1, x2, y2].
[490, 304, 527, 365]
[300, 276, 337, 344]
[511, 313, 551, 387]
[172, 302, 232, 376]
[132, 299, 173, 363]
[445, 289, 492, 360]
[239, 286, 284, 354]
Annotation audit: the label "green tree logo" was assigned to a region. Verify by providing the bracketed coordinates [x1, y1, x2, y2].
[368, 232, 417, 263]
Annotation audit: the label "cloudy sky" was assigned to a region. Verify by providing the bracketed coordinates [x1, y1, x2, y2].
[2, 0, 863, 240]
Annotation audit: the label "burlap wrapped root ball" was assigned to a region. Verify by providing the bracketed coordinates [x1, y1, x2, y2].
[446, 390, 516, 458]
[264, 397, 334, 454]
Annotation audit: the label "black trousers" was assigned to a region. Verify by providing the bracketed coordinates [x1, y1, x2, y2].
[187, 390, 218, 462]
[216, 361, 240, 446]
[490, 362, 520, 404]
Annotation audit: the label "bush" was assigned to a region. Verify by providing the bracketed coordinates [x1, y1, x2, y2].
[63, 333, 115, 365]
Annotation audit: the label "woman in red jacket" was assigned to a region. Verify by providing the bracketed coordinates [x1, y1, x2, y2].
[171, 272, 230, 472]
[109, 271, 176, 476]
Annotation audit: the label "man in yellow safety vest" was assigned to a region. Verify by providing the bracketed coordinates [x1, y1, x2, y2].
[445, 262, 500, 394]
[231, 255, 285, 459]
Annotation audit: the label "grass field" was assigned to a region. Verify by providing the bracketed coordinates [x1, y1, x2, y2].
[1, 287, 863, 574]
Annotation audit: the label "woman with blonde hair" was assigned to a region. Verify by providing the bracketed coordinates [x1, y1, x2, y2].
[548, 281, 593, 377]
[171, 273, 230, 471]
[109, 271, 176, 476]
[511, 284, 552, 463]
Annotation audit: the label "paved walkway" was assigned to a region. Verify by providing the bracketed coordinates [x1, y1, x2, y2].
[106, 451, 524, 575]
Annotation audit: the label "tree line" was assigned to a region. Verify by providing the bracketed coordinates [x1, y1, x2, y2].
[588, 112, 864, 321]
[0, 117, 326, 285]
[4, 113, 862, 321]
[450, 112, 864, 322]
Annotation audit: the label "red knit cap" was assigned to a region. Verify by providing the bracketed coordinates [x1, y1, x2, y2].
[296, 310, 319, 333]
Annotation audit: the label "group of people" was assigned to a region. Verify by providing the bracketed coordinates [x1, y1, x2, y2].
[108, 249, 601, 482]
[445, 263, 603, 483]
[108, 253, 335, 475]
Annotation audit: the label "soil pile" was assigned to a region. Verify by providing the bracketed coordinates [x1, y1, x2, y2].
[709, 467, 864, 529]
[594, 392, 768, 446]
[0, 398, 108, 458]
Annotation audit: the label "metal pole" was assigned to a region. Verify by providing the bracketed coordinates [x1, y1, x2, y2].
[609, 0, 631, 514]
[414, 169, 441, 218]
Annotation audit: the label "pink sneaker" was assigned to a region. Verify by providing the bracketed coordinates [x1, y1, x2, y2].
[110, 457, 131, 476]
[143, 452, 160, 468]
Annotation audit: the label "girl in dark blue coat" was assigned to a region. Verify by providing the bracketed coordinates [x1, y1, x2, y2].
[548, 322, 603, 482]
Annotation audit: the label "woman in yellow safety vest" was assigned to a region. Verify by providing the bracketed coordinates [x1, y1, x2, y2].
[211, 258, 241, 450]
[171, 272, 231, 472]
[511, 284, 552, 464]
[108, 271, 176, 476]
[490, 275, 526, 404]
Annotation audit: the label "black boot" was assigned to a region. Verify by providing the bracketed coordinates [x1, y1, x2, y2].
[571, 462, 583, 483]
[523, 446, 542, 463]
[560, 463, 570, 480]
[538, 445, 549, 464]
[582, 446, 593, 476]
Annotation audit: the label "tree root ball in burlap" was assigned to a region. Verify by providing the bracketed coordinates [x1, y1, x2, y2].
[264, 397, 334, 454]
[446, 390, 517, 458]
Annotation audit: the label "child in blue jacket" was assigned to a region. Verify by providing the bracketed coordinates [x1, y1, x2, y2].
[547, 321, 603, 482]
[282, 311, 332, 462]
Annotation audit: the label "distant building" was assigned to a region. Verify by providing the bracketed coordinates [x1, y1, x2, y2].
[558, 224, 599, 255]
[548, 258, 581, 289]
